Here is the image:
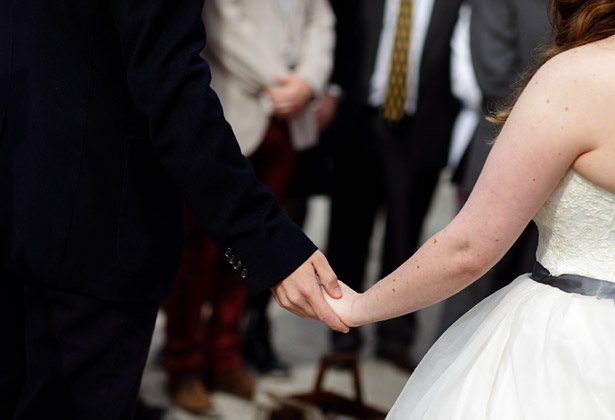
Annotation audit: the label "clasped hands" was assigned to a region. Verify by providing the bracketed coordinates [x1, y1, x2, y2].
[270, 250, 361, 333]
[265, 72, 312, 119]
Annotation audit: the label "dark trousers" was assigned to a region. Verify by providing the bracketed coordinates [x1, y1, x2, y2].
[328, 107, 442, 352]
[0, 269, 159, 420]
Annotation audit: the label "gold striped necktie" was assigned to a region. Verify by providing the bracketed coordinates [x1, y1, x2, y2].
[381, 0, 413, 124]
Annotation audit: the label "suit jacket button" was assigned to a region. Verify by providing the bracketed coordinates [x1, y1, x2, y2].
[233, 261, 243, 271]
[224, 248, 233, 259]
[228, 256, 237, 265]
[239, 269, 249, 279]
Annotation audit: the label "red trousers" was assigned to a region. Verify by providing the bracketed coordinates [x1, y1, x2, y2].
[164, 121, 295, 375]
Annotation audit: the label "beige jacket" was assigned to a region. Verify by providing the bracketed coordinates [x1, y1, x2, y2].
[202, 0, 335, 156]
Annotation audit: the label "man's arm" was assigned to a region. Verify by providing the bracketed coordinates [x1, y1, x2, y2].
[105, 0, 346, 330]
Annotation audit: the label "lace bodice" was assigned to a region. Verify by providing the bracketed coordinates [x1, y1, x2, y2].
[533, 170, 615, 282]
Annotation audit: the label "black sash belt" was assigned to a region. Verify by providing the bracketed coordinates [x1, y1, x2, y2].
[531, 262, 615, 302]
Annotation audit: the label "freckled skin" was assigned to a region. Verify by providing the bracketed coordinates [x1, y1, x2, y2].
[322, 41, 615, 329]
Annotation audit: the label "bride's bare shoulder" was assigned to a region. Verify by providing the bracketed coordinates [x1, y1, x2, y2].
[534, 38, 615, 92]
[514, 38, 615, 129]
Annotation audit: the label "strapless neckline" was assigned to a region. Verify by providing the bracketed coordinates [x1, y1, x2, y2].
[567, 168, 615, 197]
[533, 169, 615, 282]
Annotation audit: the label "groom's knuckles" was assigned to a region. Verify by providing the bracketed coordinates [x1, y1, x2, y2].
[319, 270, 337, 287]
[286, 293, 319, 319]
[284, 288, 305, 306]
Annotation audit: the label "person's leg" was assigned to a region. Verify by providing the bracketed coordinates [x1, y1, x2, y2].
[372, 115, 440, 370]
[285, 141, 334, 227]
[242, 289, 285, 374]
[0, 269, 26, 419]
[242, 120, 296, 374]
[204, 239, 253, 397]
[164, 206, 212, 375]
[250, 120, 296, 201]
[327, 107, 384, 352]
[163, 205, 213, 412]
[13, 280, 159, 420]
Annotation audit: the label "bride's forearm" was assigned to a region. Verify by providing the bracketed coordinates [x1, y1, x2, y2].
[352, 228, 495, 326]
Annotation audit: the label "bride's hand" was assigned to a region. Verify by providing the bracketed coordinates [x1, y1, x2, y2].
[322, 280, 362, 328]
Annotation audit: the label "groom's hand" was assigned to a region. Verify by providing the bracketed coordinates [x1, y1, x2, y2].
[270, 250, 349, 333]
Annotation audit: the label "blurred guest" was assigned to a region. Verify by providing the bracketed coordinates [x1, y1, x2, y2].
[326, 0, 462, 370]
[446, 2, 482, 183]
[163, 0, 335, 413]
[439, 0, 551, 331]
[283, 0, 359, 228]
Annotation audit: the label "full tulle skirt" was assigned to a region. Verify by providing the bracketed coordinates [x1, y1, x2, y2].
[387, 275, 615, 419]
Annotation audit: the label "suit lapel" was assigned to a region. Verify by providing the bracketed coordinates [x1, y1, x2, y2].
[420, 0, 462, 69]
[361, 0, 386, 88]
[364, 0, 386, 35]
[422, 0, 446, 55]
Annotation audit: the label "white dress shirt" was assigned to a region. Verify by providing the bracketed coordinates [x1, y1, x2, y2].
[448, 3, 482, 170]
[368, 0, 435, 115]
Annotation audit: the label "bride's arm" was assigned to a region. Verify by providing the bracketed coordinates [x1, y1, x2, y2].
[327, 47, 607, 327]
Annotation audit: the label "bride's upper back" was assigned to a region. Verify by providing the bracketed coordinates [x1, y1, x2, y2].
[531, 37, 615, 279]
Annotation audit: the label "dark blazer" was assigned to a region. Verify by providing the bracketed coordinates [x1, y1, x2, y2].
[342, 0, 463, 170]
[0, 0, 315, 303]
[459, 0, 550, 193]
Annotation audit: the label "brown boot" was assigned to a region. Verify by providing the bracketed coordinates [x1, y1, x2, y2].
[168, 373, 212, 414]
[210, 368, 255, 400]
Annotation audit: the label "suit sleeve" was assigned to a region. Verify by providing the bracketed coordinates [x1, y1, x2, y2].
[105, 0, 316, 294]
[470, 0, 520, 103]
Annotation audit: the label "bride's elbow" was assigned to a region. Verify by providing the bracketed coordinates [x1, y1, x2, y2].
[452, 243, 491, 281]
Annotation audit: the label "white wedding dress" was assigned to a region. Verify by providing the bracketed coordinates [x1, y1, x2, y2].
[387, 169, 615, 419]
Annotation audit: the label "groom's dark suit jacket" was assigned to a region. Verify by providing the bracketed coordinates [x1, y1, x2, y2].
[0, 0, 315, 303]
